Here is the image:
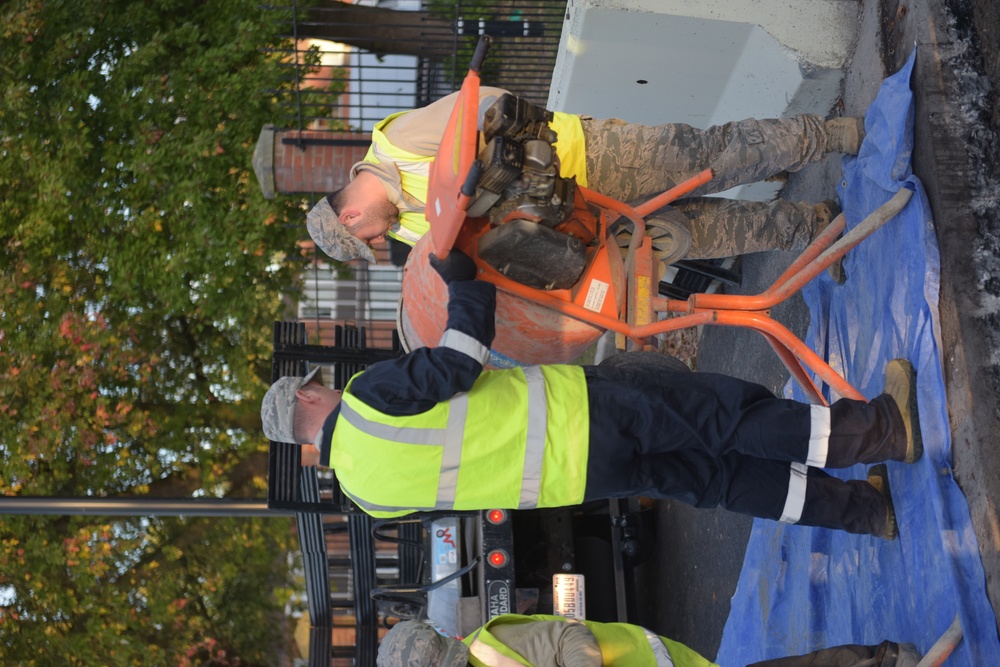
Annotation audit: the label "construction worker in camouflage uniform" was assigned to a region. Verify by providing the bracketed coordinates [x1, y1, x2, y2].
[375, 616, 922, 667]
[305, 86, 862, 265]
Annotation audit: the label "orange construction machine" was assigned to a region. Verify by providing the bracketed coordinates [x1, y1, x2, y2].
[398, 36, 911, 406]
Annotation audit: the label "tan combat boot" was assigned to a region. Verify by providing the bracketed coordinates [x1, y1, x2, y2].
[884, 358, 924, 463]
[867, 464, 898, 541]
[825, 116, 866, 155]
[813, 199, 842, 232]
[813, 199, 847, 284]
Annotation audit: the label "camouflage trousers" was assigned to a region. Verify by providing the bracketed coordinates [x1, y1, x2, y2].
[582, 114, 833, 258]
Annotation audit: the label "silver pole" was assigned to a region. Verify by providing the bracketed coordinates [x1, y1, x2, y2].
[0, 497, 294, 517]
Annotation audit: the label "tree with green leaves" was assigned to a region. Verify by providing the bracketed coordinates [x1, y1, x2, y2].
[1, 2, 311, 664]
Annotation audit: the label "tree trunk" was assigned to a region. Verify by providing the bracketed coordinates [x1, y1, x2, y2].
[223, 451, 272, 497]
[140, 451, 270, 498]
[297, 2, 455, 60]
[142, 467, 206, 498]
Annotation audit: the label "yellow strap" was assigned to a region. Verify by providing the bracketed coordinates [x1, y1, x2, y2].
[550, 111, 588, 187]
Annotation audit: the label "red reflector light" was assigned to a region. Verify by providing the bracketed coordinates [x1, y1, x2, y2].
[486, 509, 508, 524]
[487, 549, 509, 568]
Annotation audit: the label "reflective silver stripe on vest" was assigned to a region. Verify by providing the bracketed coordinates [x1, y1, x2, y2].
[518, 366, 547, 509]
[339, 401, 445, 444]
[340, 485, 435, 513]
[371, 141, 431, 178]
[437, 391, 469, 508]
[643, 627, 675, 666]
[439, 329, 491, 366]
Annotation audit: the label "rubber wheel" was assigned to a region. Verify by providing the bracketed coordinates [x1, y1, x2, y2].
[613, 209, 693, 269]
[597, 350, 691, 373]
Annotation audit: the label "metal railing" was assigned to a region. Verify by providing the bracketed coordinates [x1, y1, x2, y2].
[264, 1, 568, 138]
[269, 320, 402, 666]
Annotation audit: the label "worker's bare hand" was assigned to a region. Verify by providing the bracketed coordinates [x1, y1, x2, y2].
[430, 249, 478, 283]
[300, 444, 321, 467]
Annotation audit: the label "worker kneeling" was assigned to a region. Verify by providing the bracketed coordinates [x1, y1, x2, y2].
[375, 616, 922, 667]
[261, 250, 923, 539]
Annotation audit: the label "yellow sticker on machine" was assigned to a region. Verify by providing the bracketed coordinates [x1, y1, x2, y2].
[635, 275, 652, 326]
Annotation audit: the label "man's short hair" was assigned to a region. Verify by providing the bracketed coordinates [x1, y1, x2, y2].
[306, 191, 376, 264]
[261, 368, 323, 443]
[327, 187, 347, 216]
[292, 385, 320, 444]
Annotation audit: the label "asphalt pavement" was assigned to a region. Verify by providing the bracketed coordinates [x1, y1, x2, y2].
[635, 0, 1000, 660]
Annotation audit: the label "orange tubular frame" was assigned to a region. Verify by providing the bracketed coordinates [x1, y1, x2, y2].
[425, 38, 915, 406]
[498, 186, 909, 405]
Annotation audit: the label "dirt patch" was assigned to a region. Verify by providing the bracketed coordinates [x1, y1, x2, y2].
[973, 0, 1000, 129]
[658, 323, 700, 371]
[879, 0, 911, 75]
[944, 0, 1000, 348]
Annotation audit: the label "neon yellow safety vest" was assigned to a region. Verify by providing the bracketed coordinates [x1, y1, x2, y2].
[463, 614, 718, 667]
[328, 365, 590, 519]
[364, 110, 588, 247]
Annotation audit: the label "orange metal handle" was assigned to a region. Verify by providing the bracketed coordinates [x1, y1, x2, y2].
[633, 168, 714, 218]
[581, 168, 715, 276]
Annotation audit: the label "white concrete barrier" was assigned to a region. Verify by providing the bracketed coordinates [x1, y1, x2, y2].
[548, 0, 859, 200]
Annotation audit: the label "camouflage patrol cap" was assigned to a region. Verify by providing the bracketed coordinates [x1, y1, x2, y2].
[376, 621, 469, 667]
[261, 367, 323, 443]
[306, 197, 377, 264]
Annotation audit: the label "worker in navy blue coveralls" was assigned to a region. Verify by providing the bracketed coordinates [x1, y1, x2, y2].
[265, 250, 922, 538]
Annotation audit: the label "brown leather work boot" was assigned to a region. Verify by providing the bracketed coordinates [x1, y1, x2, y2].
[825, 116, 866, 155]
[867, 464, 898, 541]
[884, 358, 924, 464]
[814, 199, 847, 284]
[878, 641, 923, 667]
[813, 199, 842, 232]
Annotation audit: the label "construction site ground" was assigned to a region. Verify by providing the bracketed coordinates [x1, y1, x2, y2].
[634, 0, 1000, 660]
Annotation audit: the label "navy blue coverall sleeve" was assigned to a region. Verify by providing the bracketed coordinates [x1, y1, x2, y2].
[347, 279, 497, 416]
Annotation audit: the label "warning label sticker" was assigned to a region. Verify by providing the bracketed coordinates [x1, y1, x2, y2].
[583, 279, 609, 312]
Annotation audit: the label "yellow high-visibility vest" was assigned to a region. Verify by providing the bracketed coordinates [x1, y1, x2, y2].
[328, 365, 590, 519]
[464, 614, 718, 667]
[365, 110, 588, 247]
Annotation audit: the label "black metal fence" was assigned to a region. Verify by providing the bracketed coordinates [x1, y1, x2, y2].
[265, 1, 568, 136]
[270, 320, 423, 667]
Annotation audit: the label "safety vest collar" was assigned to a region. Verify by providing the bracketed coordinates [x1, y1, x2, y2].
[389, 219, 425, 245]
[318, 405, 341, 468]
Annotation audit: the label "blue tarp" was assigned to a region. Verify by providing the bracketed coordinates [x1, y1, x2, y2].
[716, 51, 1000, 666]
